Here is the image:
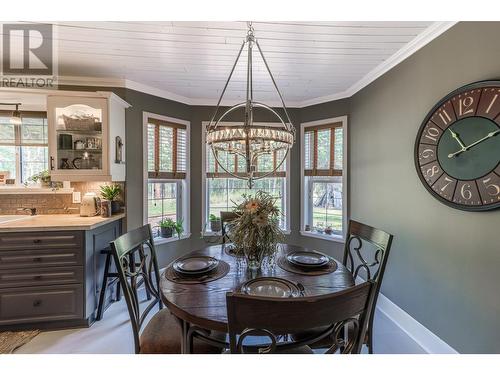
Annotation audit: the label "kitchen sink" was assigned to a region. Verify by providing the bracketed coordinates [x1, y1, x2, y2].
[0, 215, 31, 224]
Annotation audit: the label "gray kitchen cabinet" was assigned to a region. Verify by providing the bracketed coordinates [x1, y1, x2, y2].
[0, 219, 122, 330]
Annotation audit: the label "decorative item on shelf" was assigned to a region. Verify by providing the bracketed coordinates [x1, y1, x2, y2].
[60, 158, 72, 169]
[62, 113, 101, 131]
[115, 136, 124, 164]
[74, 140, 85, 150]
[209, 214, 222, 232]
[72, 157, 82, 169]
[304, 224, 311, 231]
[5, 178, 15, 185]
[205, 22, 295, 188]
[100, 200, 111, 218]
[0, 171, 9, 185]
[230, 191, 284, 272]
[159, 218, 184, 239]
[324, 226, 333, 235]
[100, 184, 122, 214]
[85, 138, 101, 150]
[58, 134, 73, 150]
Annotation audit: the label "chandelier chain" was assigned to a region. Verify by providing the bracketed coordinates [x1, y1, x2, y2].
[206, 22, 295, 188]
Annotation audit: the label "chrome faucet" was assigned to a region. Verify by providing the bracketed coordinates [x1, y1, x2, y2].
[18, 207, 37, 216]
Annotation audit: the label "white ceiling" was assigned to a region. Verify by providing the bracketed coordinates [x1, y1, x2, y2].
[23, 21, 455, 107]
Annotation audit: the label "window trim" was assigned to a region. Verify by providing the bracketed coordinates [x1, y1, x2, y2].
[300, 115, 348, 242]
[142, 112, 190, 240]
[201, 121, 291, 236]
[0, 111, 49, 185]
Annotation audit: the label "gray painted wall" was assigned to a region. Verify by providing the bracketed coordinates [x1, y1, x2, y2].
[62, 22, 500, 352]
[300, 22, 500, 353]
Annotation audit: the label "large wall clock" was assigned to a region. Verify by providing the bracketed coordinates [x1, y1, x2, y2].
[415, 80, 500, 211]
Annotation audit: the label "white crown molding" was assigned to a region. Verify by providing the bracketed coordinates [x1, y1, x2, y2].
[55, 22, 457, 109]
[299, 21, 458, 107]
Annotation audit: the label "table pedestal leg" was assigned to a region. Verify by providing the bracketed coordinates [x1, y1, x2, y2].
[180, 319, 190, 354]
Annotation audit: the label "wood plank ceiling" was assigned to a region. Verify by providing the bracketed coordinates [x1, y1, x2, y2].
[39, 21, 436, 105]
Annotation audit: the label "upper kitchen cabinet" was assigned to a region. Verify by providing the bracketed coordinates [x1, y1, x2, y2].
[47, 92, 130, 182]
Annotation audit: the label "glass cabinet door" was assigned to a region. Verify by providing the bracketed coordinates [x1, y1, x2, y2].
[52, 100, 106, 173]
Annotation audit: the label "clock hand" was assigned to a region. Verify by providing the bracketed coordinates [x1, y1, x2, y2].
[448, 129, 500, 158]
[447, 128, 467, 158]
[463, 129, 500, 150]
[448, 128, 467, 149]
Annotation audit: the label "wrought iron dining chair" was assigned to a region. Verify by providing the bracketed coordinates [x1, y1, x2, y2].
[291, 220, 393, 354]
[342, 220, 393, 354]
[220, 211, 238, 244]
[110, 224, 222, 354]
[219, 282, 374, 354]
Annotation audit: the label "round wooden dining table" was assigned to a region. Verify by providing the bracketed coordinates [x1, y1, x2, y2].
[160, 243, 355, 353]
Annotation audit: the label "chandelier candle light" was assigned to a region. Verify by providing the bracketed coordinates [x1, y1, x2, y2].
[206, 22, 295, 188]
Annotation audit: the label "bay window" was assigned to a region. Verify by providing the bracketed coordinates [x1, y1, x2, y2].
[144, 113, 190, 239]
[0, 112, 48, 184]
[301, 116, 347, 241]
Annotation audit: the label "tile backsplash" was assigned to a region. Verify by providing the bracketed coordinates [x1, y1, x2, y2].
[0, 182, 125, 215]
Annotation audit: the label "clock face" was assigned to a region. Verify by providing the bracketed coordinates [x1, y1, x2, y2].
[415, 81, 500, 211]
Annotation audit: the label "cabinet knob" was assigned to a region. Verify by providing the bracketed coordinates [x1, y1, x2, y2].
[33, 257, 42, 263]
[33, 239, 42, 244]
[34, 275, 42, 280]
[33, 300, 42, 307]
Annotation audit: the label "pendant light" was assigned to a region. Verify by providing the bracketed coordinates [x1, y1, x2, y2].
[11, 104, 22, 125]
[206, 22, 295, 188]
[0, 103, 22, 125]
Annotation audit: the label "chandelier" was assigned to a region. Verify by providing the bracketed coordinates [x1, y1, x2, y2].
[206, 22, 295, 188]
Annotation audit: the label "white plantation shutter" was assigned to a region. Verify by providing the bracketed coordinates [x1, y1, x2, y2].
[176, 128, 187, 173]
[304, 122, 343, 177]
[147, 118, 187, 179]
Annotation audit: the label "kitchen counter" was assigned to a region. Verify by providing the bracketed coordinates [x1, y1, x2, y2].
[0, 213, 125, 232]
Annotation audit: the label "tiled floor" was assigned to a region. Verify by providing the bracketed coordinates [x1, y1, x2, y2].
[14, 294, 425, 354]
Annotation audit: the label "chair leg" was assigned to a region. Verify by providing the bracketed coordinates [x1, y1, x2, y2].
[96, 253, 112, 321]
[367, 331, 373, 354]
[116, 281, 121, 301]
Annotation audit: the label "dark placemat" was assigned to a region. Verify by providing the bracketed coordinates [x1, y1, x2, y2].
[277, 255, 338, 276]
[164, 260, 230, 284]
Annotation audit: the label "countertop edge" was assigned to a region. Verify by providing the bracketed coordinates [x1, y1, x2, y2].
[0, 213, 126, 232]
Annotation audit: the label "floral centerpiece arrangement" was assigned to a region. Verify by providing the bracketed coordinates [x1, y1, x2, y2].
[230, 191, 284, 270]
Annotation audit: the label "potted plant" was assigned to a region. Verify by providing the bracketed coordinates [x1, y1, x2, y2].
[29, 170, 51, 188]
[159, 218, 184, 239]
[231, 191, 284, 271]
[209, 214, 222, 232]
[100, 184, 122, 214]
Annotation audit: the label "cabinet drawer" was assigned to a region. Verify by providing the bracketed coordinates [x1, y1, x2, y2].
[0, 284, 83, 324]
[0, 266, 83, 288]
[0, 248, 83, 269]
[0, 231, 83, 251]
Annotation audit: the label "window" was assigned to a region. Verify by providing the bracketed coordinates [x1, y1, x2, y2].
[0, 112, 48, 184]
[203, 122, 289, 232]
[144, 114, 189, 239]
[301, 117, 347, 241]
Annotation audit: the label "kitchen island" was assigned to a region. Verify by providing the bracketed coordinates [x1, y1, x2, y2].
[0, 214, 125, 330]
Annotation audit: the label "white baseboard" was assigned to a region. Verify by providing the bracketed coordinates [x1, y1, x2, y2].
[356, 277, 458, 354]
[375, 291, 458, 354]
